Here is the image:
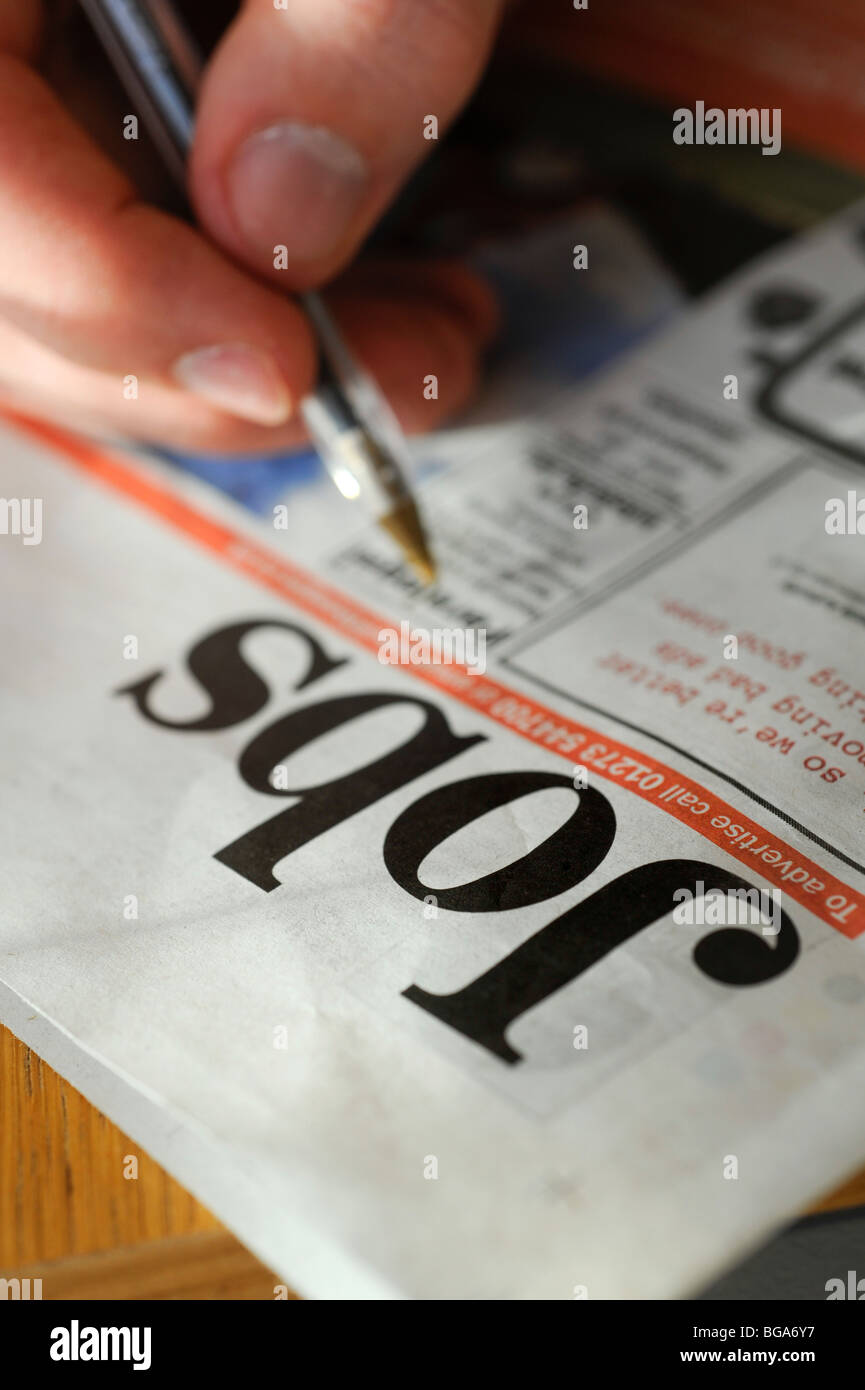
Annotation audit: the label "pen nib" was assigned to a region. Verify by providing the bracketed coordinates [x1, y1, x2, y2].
[379, 499, 438, 586]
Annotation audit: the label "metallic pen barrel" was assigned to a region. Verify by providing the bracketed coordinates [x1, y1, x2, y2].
[78, 0, 437, 582]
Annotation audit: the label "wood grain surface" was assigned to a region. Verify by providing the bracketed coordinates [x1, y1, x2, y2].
[1, 1022, 862, 1298]
[0, 1024, 293, 1299]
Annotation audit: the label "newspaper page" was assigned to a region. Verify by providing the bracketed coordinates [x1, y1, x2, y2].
[2, 201, 865, 1300]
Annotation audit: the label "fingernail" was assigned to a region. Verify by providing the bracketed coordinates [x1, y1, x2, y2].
[227, 122, 369, 264]
[172, 343, 292, 425]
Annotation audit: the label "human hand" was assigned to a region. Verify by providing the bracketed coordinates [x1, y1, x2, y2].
[0, 1, 504, 453]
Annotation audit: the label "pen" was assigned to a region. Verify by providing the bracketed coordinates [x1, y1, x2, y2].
[78, 0, 437, 584]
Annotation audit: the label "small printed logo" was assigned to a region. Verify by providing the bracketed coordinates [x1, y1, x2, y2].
[378, 622, 486, 674]
[826, 1270, 865, 1299]
[672, 882, 781, 935]
[673, 101, 781, 156]
[825, 491, 865, 535]
[0, 496, 42, 545]
[50, 1320, 151, 1371]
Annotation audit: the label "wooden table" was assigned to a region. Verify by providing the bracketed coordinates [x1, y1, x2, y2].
[0, 1025, 294, 1299]
[2, 1022, 862, 1299]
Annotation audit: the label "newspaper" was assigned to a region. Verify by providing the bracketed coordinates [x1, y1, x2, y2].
[2, 201, 865, 1300]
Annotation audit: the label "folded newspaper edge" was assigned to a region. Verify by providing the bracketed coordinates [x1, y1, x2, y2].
[3, 201, 865, 1299]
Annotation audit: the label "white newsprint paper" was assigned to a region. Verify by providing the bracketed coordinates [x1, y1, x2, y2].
[3, 202, 865, 1300]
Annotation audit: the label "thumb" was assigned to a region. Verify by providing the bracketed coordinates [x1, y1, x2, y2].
[189, 0, 504, 289]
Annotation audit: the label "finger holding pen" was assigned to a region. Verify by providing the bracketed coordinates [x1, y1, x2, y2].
[0, 41, 316, 428]
[0, 0, 503, 452]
